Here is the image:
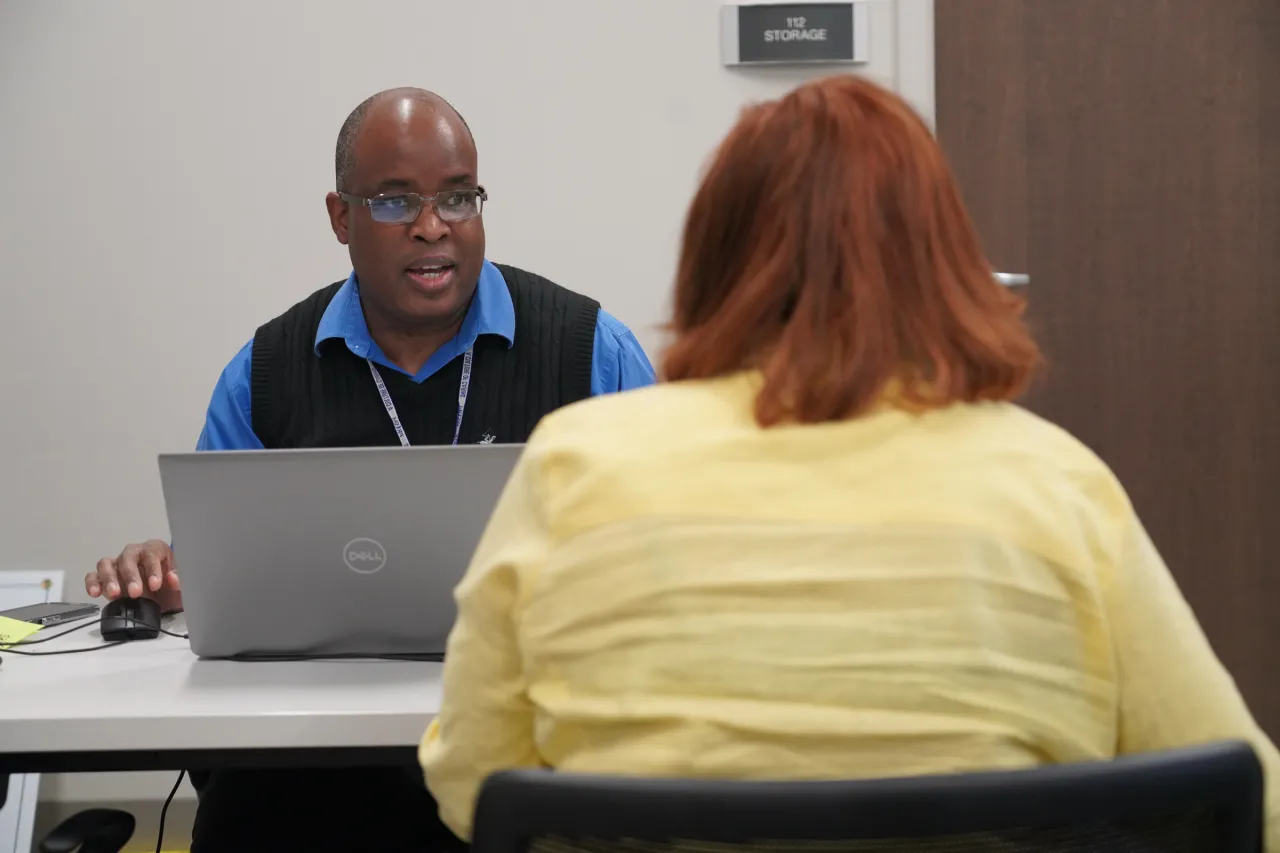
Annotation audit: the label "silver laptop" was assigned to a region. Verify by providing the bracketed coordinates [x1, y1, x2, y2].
[157, 444, 522, 660]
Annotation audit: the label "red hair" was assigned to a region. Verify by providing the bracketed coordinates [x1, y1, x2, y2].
[663, 74, 1040, 425]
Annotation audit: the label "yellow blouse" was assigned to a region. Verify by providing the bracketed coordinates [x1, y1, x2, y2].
[420, 373, 1280, 845]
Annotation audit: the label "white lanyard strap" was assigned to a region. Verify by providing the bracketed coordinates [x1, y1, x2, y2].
[366, 346, 473, 447]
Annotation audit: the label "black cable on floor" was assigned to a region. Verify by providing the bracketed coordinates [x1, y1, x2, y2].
[156, 769, 186, 853]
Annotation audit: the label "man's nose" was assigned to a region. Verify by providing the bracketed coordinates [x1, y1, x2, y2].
[409, 203, 450, 242]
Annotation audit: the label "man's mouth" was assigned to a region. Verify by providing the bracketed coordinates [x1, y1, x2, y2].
[405, 262, 456, 290]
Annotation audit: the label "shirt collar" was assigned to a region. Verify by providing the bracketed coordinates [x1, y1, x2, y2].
[314, 259, 516, 360]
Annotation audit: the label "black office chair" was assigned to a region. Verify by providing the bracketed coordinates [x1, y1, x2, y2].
[472, 741, 1264, 853]
[37, 808, 135, 853]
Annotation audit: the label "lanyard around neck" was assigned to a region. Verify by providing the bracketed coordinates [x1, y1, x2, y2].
[366, 347, 473, 447]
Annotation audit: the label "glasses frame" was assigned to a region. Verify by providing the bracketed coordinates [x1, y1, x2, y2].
[338, 186, 488, 224]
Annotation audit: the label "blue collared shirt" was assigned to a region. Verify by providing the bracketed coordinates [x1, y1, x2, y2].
[197, 260, 656, 450]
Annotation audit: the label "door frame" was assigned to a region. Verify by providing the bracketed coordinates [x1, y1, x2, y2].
[895, 0, 936, 128]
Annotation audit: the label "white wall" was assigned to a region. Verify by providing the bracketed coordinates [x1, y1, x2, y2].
[0, 0, 932, 817]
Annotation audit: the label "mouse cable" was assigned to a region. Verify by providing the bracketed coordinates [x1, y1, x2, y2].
[155, 769, 185, 853]
[0, 618, 188, 656]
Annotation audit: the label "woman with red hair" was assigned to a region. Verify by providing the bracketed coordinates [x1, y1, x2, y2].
[421, 74, 1280, 845]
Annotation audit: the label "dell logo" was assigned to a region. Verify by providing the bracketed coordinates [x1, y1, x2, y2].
[343, 538, 387, 574]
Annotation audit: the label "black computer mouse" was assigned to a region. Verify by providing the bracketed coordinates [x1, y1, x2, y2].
[100, 596, 162, 641]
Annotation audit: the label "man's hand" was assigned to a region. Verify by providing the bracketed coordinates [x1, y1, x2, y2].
[87, 540, 182, 611]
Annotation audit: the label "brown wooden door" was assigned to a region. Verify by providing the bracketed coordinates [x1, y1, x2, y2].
[936, 0, 1280, 734]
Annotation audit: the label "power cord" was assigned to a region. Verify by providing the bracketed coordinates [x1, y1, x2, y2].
[156, 770, 185, 853]
[0, 616, 187, 656]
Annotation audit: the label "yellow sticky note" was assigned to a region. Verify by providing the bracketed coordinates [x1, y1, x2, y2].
[0, 615, 42, 649]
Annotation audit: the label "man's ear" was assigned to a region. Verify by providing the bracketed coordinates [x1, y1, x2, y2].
[325, 192, 350, 245]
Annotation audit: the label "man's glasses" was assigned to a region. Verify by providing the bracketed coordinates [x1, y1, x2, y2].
[338, 187, 487, 225]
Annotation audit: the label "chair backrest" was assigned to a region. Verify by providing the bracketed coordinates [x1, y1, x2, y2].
[471, 741, 1263, 853]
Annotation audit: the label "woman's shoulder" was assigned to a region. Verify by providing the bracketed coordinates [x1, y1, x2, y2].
[987, 404, 1119, 477]
[947, 402, 1137, 527]
[534, 376, 756, 447]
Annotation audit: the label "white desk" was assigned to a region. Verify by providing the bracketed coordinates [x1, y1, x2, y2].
[0, 614, 442, 804]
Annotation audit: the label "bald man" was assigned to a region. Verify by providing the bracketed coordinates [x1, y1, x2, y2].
[86, 89, 654, 851]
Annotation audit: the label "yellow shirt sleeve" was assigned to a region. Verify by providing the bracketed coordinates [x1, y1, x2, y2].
[419, 445, 548, 841]
[1107, 514, 1280, 850]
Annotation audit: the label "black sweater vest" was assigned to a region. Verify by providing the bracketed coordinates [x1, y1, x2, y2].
[249, 264, 600, 449]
